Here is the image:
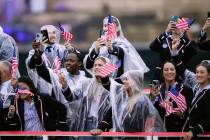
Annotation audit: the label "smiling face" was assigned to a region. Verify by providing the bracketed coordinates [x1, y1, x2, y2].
[196, 65, 210, 85]
[163, 62, 176, 83]
[93, 58, 106, 77]
[64, 53, 81, 74]
[48, 29, 57, 44]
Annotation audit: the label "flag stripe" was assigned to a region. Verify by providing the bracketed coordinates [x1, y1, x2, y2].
[99, 63, 117, 77]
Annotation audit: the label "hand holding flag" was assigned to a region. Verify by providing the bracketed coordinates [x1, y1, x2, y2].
[167, 85, 187, 113]
[58, 22, 73, 43]
[176, 17, 194, 31]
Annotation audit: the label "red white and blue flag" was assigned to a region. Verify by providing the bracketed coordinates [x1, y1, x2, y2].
[54, 50, 62, 74]
[176, 17, 194, 31]
[167, 87, 187, 113]
[58, 23, 73, 42]
[161, 101, 173, 116]
[106, 14, 117, 41]
[99, 63, 117, 77]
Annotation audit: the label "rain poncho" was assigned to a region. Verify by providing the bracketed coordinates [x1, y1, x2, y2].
[0, 27, 19, 63]
[0, 80, 16, 108]
[111, 70, 165, 134]
[67, 77, 123, 131]
[25, 25, 66, 103]
[84, 16, 149, 77]
[60, 68, 90, 100]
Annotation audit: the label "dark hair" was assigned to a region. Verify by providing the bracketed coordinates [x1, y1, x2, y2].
[197, 60, 210, 74]
[161, 60, 182, 83]
[64, 47, 82, 62]
[18, 76, 37, 94]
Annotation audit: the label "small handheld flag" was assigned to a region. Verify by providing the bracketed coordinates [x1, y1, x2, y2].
[168, 86, 187, 113]
[58, 22, 73, 43]
[99, 63, 117, 77]
[54, 50, 62, 74]
[107, 14, 117, 41]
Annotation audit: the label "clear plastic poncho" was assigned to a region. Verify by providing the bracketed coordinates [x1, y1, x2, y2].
[111, 70, 166, 133]
[83, 16, 149, 77]
[67, 77, 123, 131]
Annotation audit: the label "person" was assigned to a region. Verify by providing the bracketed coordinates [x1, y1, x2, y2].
[29, 46, 91, 131]
[64, 56, 122, 133]
[149, 17, 197, 83]
[84, 15, 149, 79]
[91, 70, 165, 140]
[0, 61, 16, 132]
[0, 26, 20, 79]
[58, 48, 90, 101]
[0, 61, 17, 108]
[25, 25, 66, 97]
[170, 39, 210, 140]
[4, 76, 68, 140]
[150, 60, 193, 140]
[197, 18, 210, 51]
[0, 26, 19, 63]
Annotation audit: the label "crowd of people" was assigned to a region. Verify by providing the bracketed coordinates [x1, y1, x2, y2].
[0, 15, 210, 140]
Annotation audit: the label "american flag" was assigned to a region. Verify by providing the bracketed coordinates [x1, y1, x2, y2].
[99, 63, 117, 77]
[54, 50, 61, 74]
[162, 101, 173, 116]
[12, 50, 18, 78]
[167, 87, 187, 113]
[58, 23, 73, 42]
[107, 14, 117, 41]
[176, 17, 190, 31]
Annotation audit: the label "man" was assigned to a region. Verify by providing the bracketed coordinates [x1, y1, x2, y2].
[28, 41, 90, 100]
[25, 25, 67, 100]
[29, 46, 90, 131]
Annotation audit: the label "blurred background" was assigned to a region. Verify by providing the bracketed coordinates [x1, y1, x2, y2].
[1, 0, 210, 84]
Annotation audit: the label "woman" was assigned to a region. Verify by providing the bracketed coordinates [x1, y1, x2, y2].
[84, 15, 149, 79]
[66, 56, 123, 132]
[150, 61, 193, 136]
[170, 39, 210, 140]
[91, 70, 165, 140]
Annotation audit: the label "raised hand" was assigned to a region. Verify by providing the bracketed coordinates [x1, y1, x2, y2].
[8, 105, 15, 118]
[64, 42, 73, 50]
[107, 39, 113, 52]
[202, 18, 210, 32]
[171, 37, 181, 53]
[58, 73, 68, 89]
[166, 21, 177, 33]
[95, 38, 103, 53]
